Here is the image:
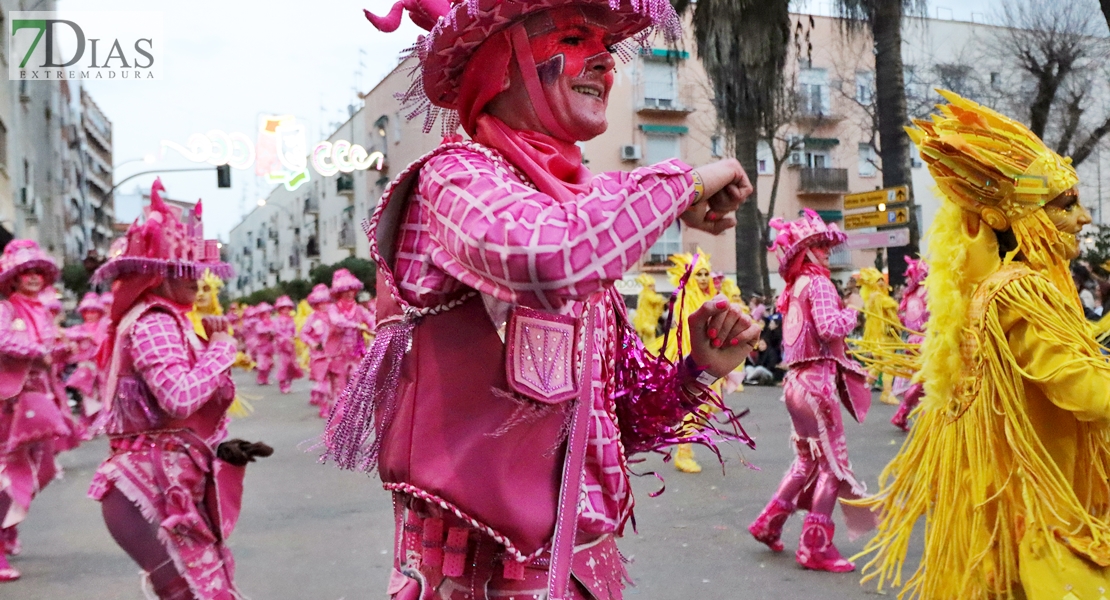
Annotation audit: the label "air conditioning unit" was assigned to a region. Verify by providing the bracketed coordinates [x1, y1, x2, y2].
[620, 144, 642, 161]
[788, 151, 804, 167]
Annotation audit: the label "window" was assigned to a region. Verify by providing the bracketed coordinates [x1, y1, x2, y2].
[642, 60, 678, 108]
[710, 135, 724, 158]
[757, 140, 773, 175]
[644, 133, 680, 164]
[990, 71, 1001, 90]
[647, 222, 682, 264]
[798, 67, 830, 115]
[806, 151, 829, 169]
[858, 143, 878, 177]
[855, 71, 874, 105]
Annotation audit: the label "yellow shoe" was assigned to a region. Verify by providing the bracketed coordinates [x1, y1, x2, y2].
[673, 444, 702, 473]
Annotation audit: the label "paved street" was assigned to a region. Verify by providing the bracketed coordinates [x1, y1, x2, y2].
[6, 372, 920, 599]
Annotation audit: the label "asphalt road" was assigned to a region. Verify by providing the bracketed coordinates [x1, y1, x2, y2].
[4, 373, 921, 599]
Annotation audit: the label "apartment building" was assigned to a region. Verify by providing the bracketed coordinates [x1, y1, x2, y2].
[228, 11, 1110, 297]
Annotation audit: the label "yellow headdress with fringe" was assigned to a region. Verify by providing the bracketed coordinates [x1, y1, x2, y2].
[719, 277, 741, 300]
[635, 273, 655, 289]
[908, 89, 1079, 303]
[666, 249, 713, 289]
[857, 268, 886, 303]
[195, 268, 225, 317]
[908, 89, 1077, 228]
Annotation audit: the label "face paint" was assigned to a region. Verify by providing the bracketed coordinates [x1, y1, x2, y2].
[1044, 187, 1091, 260]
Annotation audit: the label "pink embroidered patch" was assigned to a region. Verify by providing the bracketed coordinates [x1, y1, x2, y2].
[505, 306, 578, 404]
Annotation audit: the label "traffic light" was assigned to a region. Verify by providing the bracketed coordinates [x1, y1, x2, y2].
[217, 165, 231, 188]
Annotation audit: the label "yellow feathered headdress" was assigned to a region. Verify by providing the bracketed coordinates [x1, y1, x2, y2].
[857, 268, 887, 303]
[667, 249, 712, 289]
[907, 89, 1077, 229]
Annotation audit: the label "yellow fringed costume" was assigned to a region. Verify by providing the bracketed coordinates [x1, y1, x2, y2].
[855, 90, 1110, 600]
[632, 273, 665, 347]
[651, 250, 716, 474]
[858, 268, 902, 405]
[294, 299, 313, 370]
[187, 269, 253, 417]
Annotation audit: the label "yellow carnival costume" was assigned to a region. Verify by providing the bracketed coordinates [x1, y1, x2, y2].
[294, 299, 313, 370]
[858, 268, 901, 405]
[632, 273, 666, 347]
[187, 269, 252, 417]
[651, 250, 716, 474]
[188, 269, 225, 339]
[856, 91, 1110, 600]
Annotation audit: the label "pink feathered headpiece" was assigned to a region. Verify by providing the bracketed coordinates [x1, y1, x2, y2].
[331, 268, 364, 294]
[92, 179, 232, 285]
[307, 283, 332, 306]
[904, 256, 928, 288]
[364, 0, 681, 133]
[769, 208, 847, 278]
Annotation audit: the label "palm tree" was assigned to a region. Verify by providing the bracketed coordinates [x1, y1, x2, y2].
[672, 0, 791, 297]
[831, 0, 926, 286]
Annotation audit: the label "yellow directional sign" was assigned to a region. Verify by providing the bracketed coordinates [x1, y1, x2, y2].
[843, 185, 909, 210]
[843, 206, 910, 230]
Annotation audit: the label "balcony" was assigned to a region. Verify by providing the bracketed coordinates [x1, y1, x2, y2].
[636, 96, 694, 115]
[798, 168, 849, 196]
[304, 196, 319, 214]
[338, 223, 356, 250]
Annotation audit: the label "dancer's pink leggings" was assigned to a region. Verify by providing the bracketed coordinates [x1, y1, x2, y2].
[101, 489, 193, 599]
[768, 377, 842, 517]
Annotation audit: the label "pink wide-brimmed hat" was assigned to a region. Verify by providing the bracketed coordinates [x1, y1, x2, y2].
[307, 283, 332, 306]
[0, 239, 59, 292]
[365, 0, 681, 132]
[769, 208, 847, 277]
[330, 268, 364, 294]
[77, 291, 104, 314]
[39, 289, 63, 314]
[93, 179, 232, 285]
[256, 302, 273, 313]
[274, 295, 295, 310]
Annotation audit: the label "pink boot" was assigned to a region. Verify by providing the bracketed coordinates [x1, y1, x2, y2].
[748, 498, 794, 552]
[256, 371, 270, 386]
[0, 527, 19, 557]
[891, 383, 923, 432]
[795, 513, 854, 572]
[0, 553, 18, 581]
[279, 381, 292, 394]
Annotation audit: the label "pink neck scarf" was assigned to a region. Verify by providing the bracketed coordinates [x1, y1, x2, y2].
[457, 26, 593, 204]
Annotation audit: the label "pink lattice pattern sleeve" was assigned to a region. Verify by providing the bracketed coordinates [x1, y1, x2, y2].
[808, 277, 857, 341]
[419, 150, 696, 310]
[0, 302, 45, 359]
[130, 311, 236, 419]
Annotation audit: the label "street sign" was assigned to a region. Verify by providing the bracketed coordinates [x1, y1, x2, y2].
[846, 227, 911, 250]
[843, 206, 910, 230]
[843, 185, 909, 210]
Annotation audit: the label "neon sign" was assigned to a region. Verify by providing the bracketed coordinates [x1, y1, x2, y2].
[161, 117, 386, 193]
[161, 130, 254, 170]
[311, 140, 384, 176]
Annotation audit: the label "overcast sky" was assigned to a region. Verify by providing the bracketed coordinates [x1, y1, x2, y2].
[55, 0, 999, 240]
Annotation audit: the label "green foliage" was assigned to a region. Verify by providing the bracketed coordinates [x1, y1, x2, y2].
[1082, 223, 1110, 275]
[310, 257, 376, 292]
[60, 262, 89, 296]
[233, 258, 376, 306]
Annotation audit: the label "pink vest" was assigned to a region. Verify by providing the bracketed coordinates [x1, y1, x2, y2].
[781, 275, 871, 423]
[325, 143, 586, 560]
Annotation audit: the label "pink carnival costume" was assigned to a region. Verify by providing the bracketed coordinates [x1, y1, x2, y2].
[298, 284, 332, 415]
[747, 209, 876, 572]
[324, 2, 757, 599]
[321, 269, 373, 415]
[88, 180, 270, 600]
[890, 257, 928, 431]
[251, 303, 275, 386]
[272, 296, 303, 394]
[65, 292, 109, 423]
[0, 240, 71, 581]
